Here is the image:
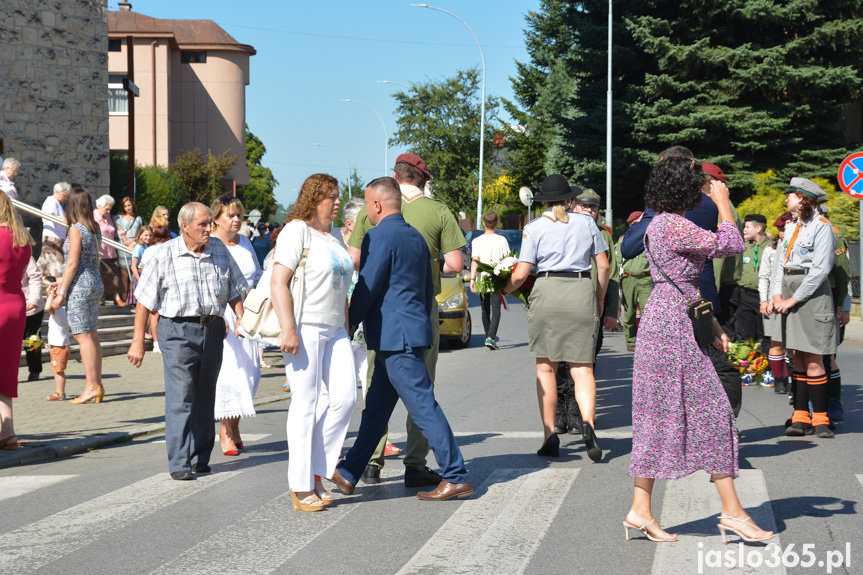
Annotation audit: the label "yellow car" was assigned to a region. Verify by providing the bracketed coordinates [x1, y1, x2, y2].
[436, 271, 472, 348]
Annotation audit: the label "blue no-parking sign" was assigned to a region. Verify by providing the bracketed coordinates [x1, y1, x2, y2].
[838, 152, 863, 199]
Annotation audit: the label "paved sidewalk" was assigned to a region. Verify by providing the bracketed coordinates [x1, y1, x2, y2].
[1, 346, 291, 470]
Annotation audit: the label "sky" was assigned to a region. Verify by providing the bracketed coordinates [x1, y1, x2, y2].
[110, 0, 542, 208]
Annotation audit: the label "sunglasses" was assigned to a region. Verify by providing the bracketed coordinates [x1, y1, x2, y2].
[218, 196, 236, 205]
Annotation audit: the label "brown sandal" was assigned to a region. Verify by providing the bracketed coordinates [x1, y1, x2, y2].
[46, 392, 66, 401]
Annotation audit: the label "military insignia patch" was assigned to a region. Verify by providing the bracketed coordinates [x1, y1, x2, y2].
[800, 247, 808, 255]
[835, 246, 847, 256]
[743, 257, 751, 264]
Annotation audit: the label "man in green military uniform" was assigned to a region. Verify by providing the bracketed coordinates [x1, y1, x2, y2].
[618, 211, 652, 352]
[819, 203, 851, 424]
[702, 163, 744, 338]
[347, 153, 466, 487]
[735, 214, 770, 345]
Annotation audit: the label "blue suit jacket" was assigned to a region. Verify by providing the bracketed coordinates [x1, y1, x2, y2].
[620, 194, 722, 312]
[349, 213, 434, 352]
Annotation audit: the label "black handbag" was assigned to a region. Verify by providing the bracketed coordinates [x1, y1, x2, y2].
[645, 236, 716, 349]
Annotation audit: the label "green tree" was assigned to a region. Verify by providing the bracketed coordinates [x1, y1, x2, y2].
[133, 165, 187, 223]
[509, 0, 863, 211]
[237, 125, 279, 221]
[171, 148, 237, 205]
[390, 68, 500, 216]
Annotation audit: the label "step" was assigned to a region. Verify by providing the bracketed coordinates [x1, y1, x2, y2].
[20, 337, 154, 368]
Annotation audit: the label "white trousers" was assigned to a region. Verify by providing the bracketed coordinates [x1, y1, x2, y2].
[284, 323, 357, 491]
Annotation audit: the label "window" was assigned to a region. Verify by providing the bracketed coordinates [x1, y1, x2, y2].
[108, 39, 122, 52]
[180, 52, 207, 64]
[108, 74, 128, 115]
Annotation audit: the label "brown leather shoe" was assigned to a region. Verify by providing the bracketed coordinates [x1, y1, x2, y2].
[328, 468, 355, 495]
[417, 480, 473, 501]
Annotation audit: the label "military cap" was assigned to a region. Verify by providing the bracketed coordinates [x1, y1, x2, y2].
[785, 177, 826, 199]
[575, 188, 602, 206]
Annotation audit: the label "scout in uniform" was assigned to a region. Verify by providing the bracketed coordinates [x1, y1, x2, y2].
[736, 214, 770, 348]
[555, 188, 619, 435]
[759, 212, 792, 395]
[619, 211, 652, 353]
[769, 178, 837, 438]
[818, 202, 851, 424]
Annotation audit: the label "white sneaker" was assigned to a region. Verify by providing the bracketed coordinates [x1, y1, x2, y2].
[153, 342, 161, 354]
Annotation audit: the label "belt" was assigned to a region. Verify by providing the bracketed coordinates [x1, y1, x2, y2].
[170, 315, 221, 325]
[623, 272, 650, 279]
[541, 271, 591, 279]
[740, 286, 759, 293]
[784, 269, 808, 276]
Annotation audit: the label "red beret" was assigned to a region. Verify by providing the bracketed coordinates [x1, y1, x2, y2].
[395, 153, 430, 180]
[701, 162, 726, 183]
[626, 211, 643, 224]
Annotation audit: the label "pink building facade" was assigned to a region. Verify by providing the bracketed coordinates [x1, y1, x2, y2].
[107, 5, 255, 190]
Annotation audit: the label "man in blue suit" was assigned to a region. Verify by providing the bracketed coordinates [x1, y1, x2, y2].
[329, 177, 473, 501]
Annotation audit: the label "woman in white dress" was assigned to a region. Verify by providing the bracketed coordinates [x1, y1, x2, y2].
[211, 196, 262, 456]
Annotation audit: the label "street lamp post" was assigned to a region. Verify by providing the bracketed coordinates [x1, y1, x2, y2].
[341, 99, 388, 176]
[377, 80, 410, 89]
[311, 143, 352, 196]
[412, 4, 486, 230]
[605, 0, 614, 228]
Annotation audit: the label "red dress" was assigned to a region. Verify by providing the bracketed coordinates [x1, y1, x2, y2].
[0, 227, 31, 398]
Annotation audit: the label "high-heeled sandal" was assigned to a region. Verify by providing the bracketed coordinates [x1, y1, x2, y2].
[46, 392, 66, 401]
[291, 490, 325, 512]
[623, 517, 678, 542]
[0, 435, 20, 451]
[581, 422, 602, 462]
[537, 433, 560, 457]
[69, 384, 104, 404]
[717, 514, 774, 544]
[314, 475, 333, 505]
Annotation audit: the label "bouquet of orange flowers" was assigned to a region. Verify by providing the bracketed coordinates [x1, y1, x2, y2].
[727, 339, 768, 380]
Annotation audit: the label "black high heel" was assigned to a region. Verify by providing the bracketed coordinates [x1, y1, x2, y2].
[537, 433, 560, 457]
[581, 422, 602, 462]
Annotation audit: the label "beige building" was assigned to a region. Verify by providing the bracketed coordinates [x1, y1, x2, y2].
[108, 3, 255, 191]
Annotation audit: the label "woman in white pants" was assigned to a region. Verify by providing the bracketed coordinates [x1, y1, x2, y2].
[271, 173, 356, 512]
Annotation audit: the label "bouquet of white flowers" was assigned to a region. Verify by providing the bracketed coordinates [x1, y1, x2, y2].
[474, 255, 534, 308]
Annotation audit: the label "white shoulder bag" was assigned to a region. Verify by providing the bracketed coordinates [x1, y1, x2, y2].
[239, 222, 311, 345]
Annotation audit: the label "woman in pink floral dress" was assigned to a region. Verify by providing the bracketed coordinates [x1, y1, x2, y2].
[624, 157, 774, 545]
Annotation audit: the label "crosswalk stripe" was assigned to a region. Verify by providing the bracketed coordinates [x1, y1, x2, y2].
[396, 468, 579, 575]
[650, 469, 784, 575]
[856, 474, 863, 489]
[0, 471, 239, 575]
[387, 430, 632, 440]
[150, 433, 272, 445]
[0, 476, 76, 503]
[147, 467, 404, 575]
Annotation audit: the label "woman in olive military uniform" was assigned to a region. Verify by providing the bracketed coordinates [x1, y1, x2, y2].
[769, 178, 837, 439]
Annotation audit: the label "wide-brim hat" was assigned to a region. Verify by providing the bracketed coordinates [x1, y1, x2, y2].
[534, 174, 580, 202]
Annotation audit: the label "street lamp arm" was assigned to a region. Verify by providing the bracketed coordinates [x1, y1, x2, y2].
[341, 99, 389, 174]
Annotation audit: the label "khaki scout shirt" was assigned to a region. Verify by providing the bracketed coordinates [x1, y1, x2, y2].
[770, 211, 835, 303]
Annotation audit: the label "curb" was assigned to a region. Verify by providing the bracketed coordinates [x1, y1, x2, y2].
[0, 393, 291, 471]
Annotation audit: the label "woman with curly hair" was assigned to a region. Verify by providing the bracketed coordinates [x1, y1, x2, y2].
[270, 174, 356, 511]
[769, 179, 837, 438]
[624, 156, 774, 544]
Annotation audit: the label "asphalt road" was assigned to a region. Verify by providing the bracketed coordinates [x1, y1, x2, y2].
[2, 293, 861, 575]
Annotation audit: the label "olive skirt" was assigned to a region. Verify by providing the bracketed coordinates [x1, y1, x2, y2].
[527, 276, 598, 363]
[780, 275, 837, 355]
[763, 310, 780, 342]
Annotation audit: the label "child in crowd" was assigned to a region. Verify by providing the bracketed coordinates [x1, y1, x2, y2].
[140, 223, 171, 353]
[127, 225, 152, 306]
[44, 285, 72, 401]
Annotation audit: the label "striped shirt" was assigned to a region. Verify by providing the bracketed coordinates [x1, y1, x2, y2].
[134, 235, 247, 318]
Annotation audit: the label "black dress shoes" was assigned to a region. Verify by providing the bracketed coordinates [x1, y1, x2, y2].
[192, 464, 211, 474]
[361, 464, 381, 484]
[404, 466, 443, 487]
[417, 480, 474, 501]
[329, 468, 356, 495]
[581, 422, 602, 462]
[27, 372, 40, 382]
[170, 470, 194, 481]
[536, 433, 560, 457]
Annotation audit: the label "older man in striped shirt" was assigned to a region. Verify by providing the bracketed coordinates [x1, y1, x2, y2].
[127, 202, 247, 481]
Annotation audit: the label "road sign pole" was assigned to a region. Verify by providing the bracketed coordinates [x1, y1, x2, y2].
[860, 199, 862, 320]
[837, 152, 863, 319]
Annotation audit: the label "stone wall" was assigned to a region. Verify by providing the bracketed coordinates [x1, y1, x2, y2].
[0, 0, 109, 221]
